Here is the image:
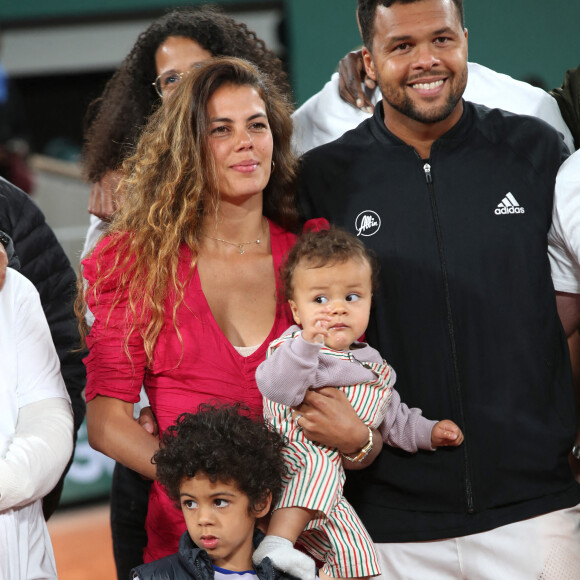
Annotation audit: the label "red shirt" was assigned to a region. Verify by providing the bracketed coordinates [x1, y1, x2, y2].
[83, 220, 295, 561]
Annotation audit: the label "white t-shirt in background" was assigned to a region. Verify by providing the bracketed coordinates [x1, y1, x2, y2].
[548, 150, 580, 293]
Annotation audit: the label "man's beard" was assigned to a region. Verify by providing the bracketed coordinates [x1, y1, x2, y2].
[380, 66, 468, 124]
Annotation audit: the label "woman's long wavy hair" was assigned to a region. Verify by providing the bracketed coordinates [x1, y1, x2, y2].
[77, 57, 298, 364]
[82, 5, 291, 183]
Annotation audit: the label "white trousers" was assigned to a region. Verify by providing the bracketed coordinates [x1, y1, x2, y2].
[374, 504, 580, 580]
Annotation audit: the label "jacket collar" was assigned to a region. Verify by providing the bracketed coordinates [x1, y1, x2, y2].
[178, 532, 214, 577]
[368, 98, 475, 149]
[177, 529, 293, 580]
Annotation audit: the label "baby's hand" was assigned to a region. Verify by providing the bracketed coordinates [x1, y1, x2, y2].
[301, 307, 332, 344]
[431, 420, 464, 448]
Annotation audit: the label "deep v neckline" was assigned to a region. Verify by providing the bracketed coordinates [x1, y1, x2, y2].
[193, 219, 283, 361]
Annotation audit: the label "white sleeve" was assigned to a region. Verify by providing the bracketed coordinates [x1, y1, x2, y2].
[291, 73, 375, 155]
[0, 270, 73, 510]
[0, 398, 73, 510]
[81, 214, 109, 327]
[464, 62, 574, 153]
[548, 151, 580, 293]
[15, 273, 70, 407]
[82, 213, 108, 259]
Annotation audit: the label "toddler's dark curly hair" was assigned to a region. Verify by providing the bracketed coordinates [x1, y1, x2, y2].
[281, 227, 380, 300]
[154, 403, 286, 514]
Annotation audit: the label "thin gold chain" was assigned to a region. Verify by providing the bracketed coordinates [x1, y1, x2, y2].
[204, 220, 266, 255]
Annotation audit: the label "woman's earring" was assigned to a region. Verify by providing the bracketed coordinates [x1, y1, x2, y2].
[271, 160, 276, 173]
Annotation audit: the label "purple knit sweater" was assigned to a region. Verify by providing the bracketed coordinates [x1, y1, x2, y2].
[256, 325, 437, 453]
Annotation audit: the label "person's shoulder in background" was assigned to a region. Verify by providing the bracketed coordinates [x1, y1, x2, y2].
[464, 62, 574, 152]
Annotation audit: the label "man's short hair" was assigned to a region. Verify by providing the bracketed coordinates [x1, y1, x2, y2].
[358, 0, 465, 50]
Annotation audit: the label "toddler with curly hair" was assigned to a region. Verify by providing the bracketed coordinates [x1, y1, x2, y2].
[131, 403, 300, 580]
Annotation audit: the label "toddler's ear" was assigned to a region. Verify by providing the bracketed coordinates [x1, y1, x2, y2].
[253, 491, 272, 518]
[289, 300, 301, 326]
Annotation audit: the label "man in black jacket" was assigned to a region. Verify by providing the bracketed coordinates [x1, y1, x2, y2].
[296, 0, 580, 578]
[0, 177, 86, 518]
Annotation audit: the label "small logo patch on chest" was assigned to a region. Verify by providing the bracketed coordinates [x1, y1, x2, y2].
[355, 210, 381, 236]
[495, 192, 525, 215]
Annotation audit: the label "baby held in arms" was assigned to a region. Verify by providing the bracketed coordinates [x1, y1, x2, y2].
[254, 226, 464, 580]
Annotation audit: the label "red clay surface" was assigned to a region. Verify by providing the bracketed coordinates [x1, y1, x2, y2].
[47, 502, 116, 580]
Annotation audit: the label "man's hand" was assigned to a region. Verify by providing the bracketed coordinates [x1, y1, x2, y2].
[0, 241, 7, 290]
[431, 419, 464, 448]
[293, 387, 368, 454]
[138, 406, 158, 437]
[88, 170, 122, 221]
[338, 50, 376, 113]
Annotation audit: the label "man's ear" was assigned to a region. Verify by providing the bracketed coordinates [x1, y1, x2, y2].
[289, 300, 301, 326]
[362, 47, 376, 82]
[253, 491, 272, 518]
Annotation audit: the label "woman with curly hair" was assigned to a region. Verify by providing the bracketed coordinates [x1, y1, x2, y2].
[80, 10, 290, 577]
[78, 57, 298, 565]
[81, 4, 290, 252]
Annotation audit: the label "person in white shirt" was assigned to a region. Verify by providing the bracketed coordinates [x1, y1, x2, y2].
[549, 150, 580, 298]
[548, 150, 580, 480]
[0, 268, 73, 580]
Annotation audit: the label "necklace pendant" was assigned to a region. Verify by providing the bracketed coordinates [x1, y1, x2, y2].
[239, 246, 245, 255]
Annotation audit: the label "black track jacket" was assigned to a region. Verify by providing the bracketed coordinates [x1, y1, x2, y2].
[297, 100, 580, 542]
[132, 531, 300, 580]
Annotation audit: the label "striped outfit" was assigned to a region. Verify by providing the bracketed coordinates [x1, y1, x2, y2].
[259, 329, 394, 578]
[257, 327, 438, 577]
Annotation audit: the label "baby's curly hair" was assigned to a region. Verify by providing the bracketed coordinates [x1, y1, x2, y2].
[154, 403, 286, 514]
[281, 227, 380, 300]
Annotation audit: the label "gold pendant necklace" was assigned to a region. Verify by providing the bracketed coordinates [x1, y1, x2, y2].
[204, 235, 261, 254]
[204, 220, 266, 254]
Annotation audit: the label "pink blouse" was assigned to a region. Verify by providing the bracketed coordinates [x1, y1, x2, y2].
[83, 220, 295, 562]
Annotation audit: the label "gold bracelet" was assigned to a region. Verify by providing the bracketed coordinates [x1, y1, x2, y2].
[342, 426, 373, 463]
